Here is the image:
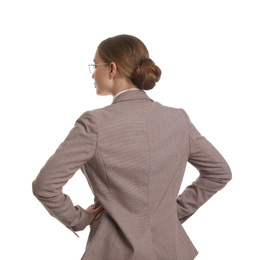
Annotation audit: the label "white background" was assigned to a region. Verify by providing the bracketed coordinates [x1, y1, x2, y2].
[1, 0, 259, 259]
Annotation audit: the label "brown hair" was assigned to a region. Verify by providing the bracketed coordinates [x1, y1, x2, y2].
[98, 34, 161, 90]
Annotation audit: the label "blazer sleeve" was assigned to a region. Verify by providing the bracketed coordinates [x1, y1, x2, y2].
[32, 111, 97, 237]
[177, 108, 232, 224]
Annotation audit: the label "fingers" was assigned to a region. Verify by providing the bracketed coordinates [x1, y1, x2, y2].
[86, 204, 104, 225]
[86, 204, 104, 213]
[93, 205, 104, 213]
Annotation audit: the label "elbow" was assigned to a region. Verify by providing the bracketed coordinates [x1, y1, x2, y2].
[206, 164, 232, 190]
[32, 176, 57, 200]
[32, 177, 47, 198]
[227, 171, 232, 182]
[32, 179, 40, 197]
[220, 164, 232, 187]
[224, 163, 232, 182]
[222, 171, 232, 187]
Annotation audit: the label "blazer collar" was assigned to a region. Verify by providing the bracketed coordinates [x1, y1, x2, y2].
[111, 89, 153, 105]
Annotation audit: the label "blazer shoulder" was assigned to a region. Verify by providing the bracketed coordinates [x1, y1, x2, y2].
[178, 108, 191, 124]
[76, 110, 95, 122]
[74, 110, 98, 135]
[161, 105, 190, 121]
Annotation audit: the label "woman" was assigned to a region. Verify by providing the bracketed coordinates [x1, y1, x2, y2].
[32, 34, 232, 260]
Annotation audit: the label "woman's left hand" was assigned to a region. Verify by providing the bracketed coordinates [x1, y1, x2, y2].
[86, 204, 104, 225]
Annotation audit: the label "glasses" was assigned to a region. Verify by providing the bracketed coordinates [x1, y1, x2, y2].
[88, 63, 109, 75]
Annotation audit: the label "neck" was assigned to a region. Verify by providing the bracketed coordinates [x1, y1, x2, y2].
[112, 79, 139, 96]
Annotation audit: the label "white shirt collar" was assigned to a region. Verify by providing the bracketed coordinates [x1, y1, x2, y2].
[113, 88, 140, 101]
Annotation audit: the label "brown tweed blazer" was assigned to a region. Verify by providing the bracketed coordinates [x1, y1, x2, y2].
[32, 89, 232, 260]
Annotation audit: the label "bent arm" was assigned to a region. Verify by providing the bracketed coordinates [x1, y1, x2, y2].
[177, 109, 232, 224]
[32, 111, 97, 237]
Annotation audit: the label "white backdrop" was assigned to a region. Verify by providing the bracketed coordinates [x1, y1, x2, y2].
[1, 0, 259, 259]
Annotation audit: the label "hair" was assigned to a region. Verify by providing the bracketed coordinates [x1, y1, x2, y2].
[98, 34, 161, 90]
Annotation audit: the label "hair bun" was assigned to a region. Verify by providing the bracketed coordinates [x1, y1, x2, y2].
[131, 58, 161, 90]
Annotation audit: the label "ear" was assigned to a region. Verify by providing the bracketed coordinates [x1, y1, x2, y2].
[109, 62, 117, 79]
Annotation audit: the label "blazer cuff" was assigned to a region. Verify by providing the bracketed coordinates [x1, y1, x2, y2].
[65, 205, 91, 237]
